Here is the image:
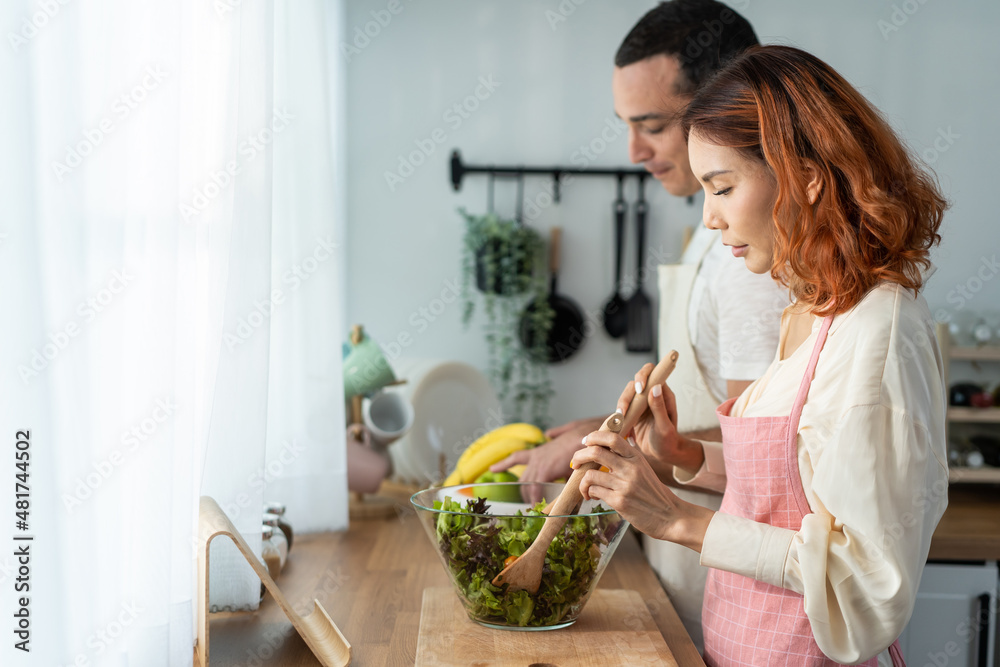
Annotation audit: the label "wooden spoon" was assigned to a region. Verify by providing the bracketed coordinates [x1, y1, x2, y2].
[492, 350, 679, 593]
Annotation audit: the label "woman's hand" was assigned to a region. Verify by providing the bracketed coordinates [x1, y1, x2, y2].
[490, 417, 603, 503]
[571, 430, 715, 552]
[617, 363, 706, 479]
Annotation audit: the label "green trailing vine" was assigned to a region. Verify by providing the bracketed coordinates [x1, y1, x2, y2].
[459, 208, 554, 427]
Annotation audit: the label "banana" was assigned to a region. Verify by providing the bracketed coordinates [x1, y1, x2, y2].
[487, 422, 546, 445]
[507, 464, 527, 479]
[452, 424, 543, 471]
[444, 460, 526, 487]
[455, 437, 530, 484]
[443, 468, 463, 487]
[442, 423, 547, 486]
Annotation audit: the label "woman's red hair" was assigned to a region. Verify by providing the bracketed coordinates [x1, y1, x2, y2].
[682, 45, 946, 316]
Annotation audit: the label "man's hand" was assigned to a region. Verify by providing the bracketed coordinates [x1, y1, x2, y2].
[490, 417, 603, 503]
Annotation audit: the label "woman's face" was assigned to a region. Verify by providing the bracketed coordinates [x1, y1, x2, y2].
[688, 132, 778, 274]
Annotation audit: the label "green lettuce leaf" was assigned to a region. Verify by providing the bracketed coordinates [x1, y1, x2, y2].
[433, 496, 621, 627]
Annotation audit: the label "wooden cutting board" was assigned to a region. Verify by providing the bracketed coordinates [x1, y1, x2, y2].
[415, 587, 678, 666]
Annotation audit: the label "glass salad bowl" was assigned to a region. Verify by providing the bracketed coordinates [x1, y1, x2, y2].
[410, 482, 630, 631]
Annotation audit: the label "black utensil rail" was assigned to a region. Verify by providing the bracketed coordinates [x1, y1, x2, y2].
[450, 149, 649, 201]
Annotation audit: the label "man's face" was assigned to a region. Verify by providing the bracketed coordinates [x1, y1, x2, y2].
[612, 54, 701, 197]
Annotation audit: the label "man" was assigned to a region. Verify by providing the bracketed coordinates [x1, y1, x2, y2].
[492, 0, 788, 650]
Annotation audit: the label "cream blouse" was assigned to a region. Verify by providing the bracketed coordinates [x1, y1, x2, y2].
[676, 283, 949, 664]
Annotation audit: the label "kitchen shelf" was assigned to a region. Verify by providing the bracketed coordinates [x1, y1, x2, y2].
[937, 323, 1000, 485]
[948, 407, 1000, 423]
[949, 467, 1000, 484]
[950, 345, 1000, 362]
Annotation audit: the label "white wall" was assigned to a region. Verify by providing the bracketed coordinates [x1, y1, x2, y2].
[344, 0, 1000, 428]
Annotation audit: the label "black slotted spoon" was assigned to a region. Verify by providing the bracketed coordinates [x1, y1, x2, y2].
[626, 177, 653, 352]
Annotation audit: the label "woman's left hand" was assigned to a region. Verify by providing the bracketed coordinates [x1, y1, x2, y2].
[571, 430, 716, 553]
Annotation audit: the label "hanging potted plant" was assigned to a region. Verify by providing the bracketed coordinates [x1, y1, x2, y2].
[459, 207, 555, 427]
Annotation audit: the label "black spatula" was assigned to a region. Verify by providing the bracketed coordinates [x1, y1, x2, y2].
[626, 178, 653, 353]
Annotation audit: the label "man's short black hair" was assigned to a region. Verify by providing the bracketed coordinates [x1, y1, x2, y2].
[615, 0, 759, 95]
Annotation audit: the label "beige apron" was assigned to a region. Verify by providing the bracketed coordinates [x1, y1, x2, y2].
[645, 232, 723, 652]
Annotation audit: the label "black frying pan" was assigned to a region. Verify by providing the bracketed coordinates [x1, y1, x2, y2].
[520, 227, 586, 363]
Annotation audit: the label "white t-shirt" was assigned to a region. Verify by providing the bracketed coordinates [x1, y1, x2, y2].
[683, 225, 789, 401]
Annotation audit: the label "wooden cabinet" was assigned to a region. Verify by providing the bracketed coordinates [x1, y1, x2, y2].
[937, 323, 1000, 484]
[899, 561, 997, 667]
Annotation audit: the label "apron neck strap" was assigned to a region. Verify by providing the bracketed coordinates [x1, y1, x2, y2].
[788, 315, 834, 429]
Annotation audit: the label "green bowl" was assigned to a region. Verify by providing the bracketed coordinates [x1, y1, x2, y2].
[410, 482, 629, 631]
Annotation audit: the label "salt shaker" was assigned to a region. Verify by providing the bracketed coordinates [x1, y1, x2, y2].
[260, 525, 282, 600]
[263, 512, 289, 570]
[264, 501, 293, 550]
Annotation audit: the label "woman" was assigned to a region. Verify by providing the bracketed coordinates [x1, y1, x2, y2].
[572, 45, 948, 666]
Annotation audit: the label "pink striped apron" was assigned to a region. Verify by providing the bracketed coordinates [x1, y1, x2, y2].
[701, 316, 905, 667]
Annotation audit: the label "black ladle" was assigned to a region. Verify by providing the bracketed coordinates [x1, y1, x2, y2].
[603, 176, 628, 338]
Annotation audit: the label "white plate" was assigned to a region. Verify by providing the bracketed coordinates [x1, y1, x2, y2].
[388, 359, 501, 486]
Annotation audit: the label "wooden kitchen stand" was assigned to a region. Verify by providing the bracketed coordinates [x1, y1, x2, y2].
[196, 496, 351, 667]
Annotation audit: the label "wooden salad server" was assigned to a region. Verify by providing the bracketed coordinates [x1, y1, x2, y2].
[492, 350, 679, 594]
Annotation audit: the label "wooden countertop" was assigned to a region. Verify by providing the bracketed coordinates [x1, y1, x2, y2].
[928, 484, 1000, 561]
[198, 483, 1000, 665]
[203, 510, 705, 666]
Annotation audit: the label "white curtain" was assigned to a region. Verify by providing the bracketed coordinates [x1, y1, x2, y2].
[264, 0, 350, 534]
[0, 0, 347, 664]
